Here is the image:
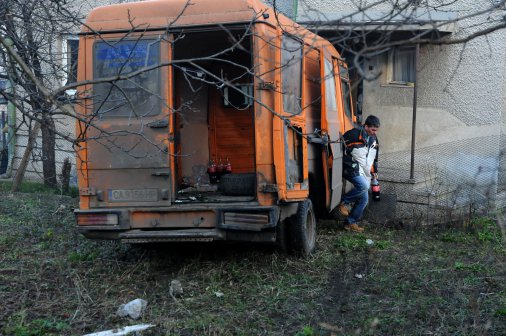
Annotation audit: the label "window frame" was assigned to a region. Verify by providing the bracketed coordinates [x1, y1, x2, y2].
[62, 35, 80, 86]
[386, 46, 416, 86]
[223, 83, 254, 109]
[338, 61, 353, 120]
[280, 33, 303, 116]
[92, 38, 163, 118]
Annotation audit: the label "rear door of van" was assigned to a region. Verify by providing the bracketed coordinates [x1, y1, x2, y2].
[82, 33, 173, 208]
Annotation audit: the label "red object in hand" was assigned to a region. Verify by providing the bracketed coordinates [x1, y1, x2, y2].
[371, 178, 380, 201]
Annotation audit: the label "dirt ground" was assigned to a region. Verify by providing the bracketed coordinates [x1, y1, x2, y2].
[0, 191, 505, 335]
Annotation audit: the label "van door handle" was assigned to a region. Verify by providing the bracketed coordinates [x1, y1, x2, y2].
[147, 119, 169, 128]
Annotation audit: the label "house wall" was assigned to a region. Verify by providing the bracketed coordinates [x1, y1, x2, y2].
[296, 0, 506, 205]
[366, 16, 506, 202]
[12, 113, 76, 182]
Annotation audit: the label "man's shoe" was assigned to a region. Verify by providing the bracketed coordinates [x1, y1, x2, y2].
[344, 223, 364, 233]
[338, 203, 350, 216]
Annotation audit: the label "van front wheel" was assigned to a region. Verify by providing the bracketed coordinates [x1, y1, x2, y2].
[290, 199, 316, 256]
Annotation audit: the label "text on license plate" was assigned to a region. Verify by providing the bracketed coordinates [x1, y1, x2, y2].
[109, 189, 159, 202]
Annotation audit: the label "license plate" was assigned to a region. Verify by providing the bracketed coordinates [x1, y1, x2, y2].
[109, 189, 158, 202]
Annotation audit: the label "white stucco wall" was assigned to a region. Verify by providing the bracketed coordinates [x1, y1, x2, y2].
[363, 26, 506, 152]
[295, 0, 506, 200]
[363, 11, 506, 194]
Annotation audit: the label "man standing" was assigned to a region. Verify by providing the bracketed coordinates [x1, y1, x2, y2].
[338, 115, 380, 232]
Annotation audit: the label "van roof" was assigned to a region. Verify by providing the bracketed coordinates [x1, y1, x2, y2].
[83, 0, 333, 51]
[85, 0, 282, 32]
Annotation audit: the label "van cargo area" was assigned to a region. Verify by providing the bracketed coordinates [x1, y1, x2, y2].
[173, 29, 256, 203]
[76, 27, 274, 241]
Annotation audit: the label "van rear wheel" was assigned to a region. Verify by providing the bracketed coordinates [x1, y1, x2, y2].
[290, 199, 316, 256]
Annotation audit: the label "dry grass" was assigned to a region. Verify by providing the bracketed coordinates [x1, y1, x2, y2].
[0, 189, 504, 335]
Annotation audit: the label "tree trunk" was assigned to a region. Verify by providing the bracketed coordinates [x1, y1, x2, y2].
[61, 157, 71, 194]
[11, 121, 41, 192]
[41, 113, 57, 187]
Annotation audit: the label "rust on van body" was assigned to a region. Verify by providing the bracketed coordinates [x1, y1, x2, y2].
[75, 0, 357, 254]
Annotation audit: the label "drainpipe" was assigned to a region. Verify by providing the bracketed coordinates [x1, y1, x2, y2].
[409, 43, 420, 181]
[292, 0, 298, 20]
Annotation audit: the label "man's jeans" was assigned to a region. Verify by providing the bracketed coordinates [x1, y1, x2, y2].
[342, 175, 370, 224]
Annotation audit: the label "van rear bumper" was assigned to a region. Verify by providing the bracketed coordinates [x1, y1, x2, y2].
[75, 204, 280, 243]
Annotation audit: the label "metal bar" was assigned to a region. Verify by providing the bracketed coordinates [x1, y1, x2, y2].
[410, 43, 420, 180]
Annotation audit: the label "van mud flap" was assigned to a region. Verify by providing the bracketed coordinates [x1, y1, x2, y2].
[119, 229, 224, 243]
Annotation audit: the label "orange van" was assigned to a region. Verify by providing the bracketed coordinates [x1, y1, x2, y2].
[74, 0, 356, 255]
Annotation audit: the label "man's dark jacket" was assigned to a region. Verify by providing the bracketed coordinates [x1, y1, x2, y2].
[342, 127, 379, 180]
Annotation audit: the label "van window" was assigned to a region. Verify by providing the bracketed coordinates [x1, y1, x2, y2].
[223, 84, 253, 109]
[93, 39, 162, 118]
[324, 58, 337, 111]
[339, 64, 352, 119]
[281, 35, 302, 115]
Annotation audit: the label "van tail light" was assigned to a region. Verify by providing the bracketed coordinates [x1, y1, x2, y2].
[77, 213, 118, 226]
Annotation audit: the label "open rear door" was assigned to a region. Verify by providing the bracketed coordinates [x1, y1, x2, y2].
[83, 33, 173, 207]
[320, 54, 344, 211]
[272, 33, 309, 201]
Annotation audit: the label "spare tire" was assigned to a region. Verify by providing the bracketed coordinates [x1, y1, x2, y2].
[219, 173, 256, 196]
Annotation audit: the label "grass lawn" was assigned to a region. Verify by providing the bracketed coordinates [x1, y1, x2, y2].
[0, 189, 504, 335]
